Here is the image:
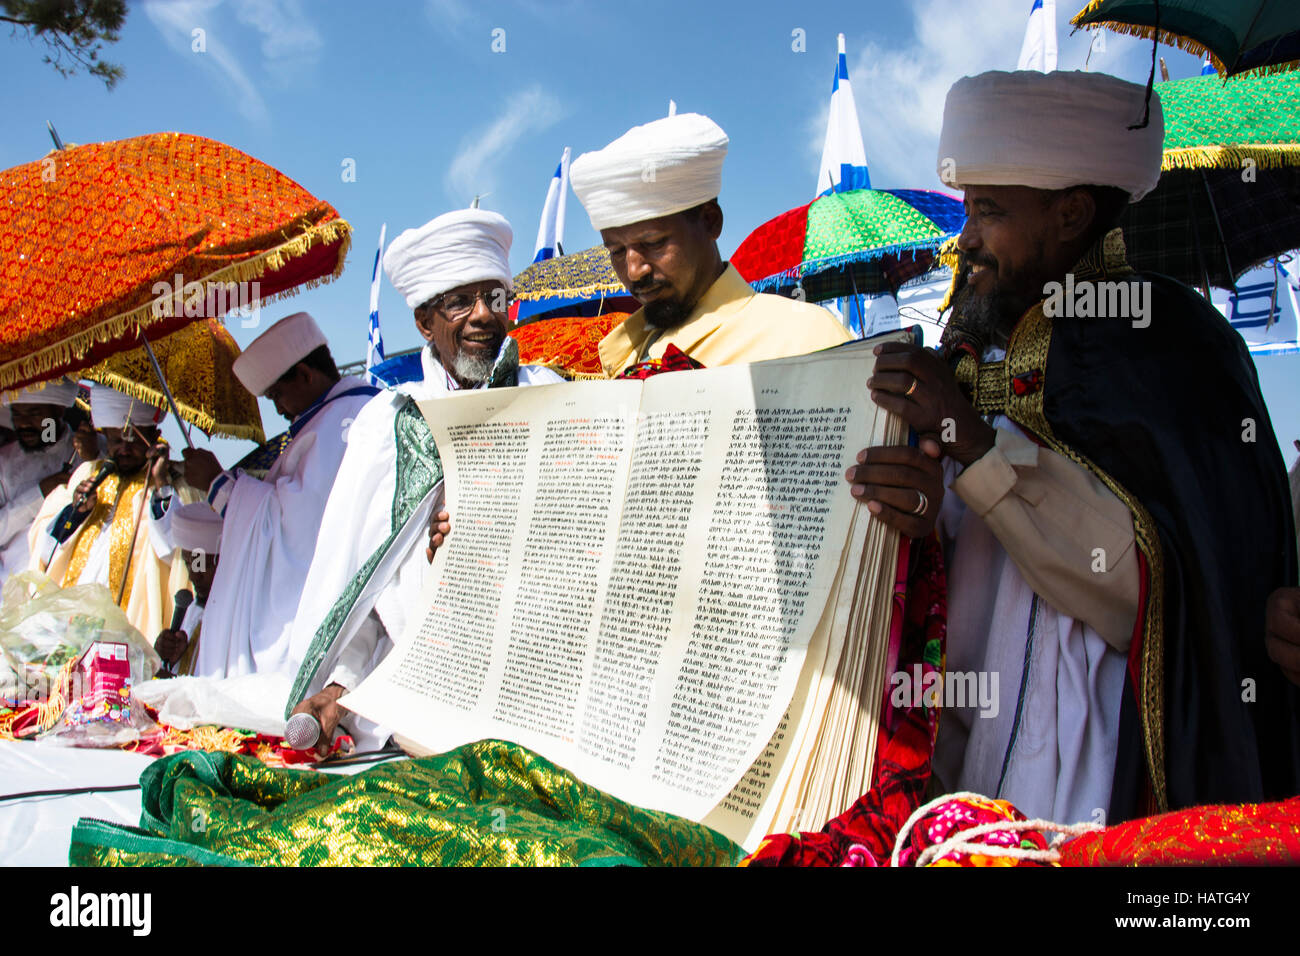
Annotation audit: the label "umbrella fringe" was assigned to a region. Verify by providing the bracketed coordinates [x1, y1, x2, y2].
[0, 218, 352, 393]
[747, 236, 951, 293]
[1163, 143, 1300, 172]
[514, 281, 627, 302]
[1069, 5, 1229, 74]
[78, 368, 267, 444]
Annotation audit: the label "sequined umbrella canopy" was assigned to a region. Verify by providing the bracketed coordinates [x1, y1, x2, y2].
[81, 319, 265, 443]
[0, 132, 351, 393]
[1072, 0, 1300, 77]
[730, 188, 966, 303]
[1120, 70, 1300, 289]
[513, 245, 625, 301]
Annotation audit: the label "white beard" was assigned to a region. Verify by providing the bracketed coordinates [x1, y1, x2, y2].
[451, 350, 495, 386]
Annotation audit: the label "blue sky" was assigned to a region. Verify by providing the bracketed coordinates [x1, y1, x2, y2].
[2, 0, 1295, 465]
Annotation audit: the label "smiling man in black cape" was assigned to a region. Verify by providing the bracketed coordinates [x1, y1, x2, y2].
[855, 69, 1300, 824]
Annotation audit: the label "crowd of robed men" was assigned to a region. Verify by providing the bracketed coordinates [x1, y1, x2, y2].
[4, 68, 1300, 828]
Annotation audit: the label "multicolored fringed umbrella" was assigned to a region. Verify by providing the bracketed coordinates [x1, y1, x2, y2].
[1121, 69, 1300, 289]
[80, 319, 266, 443]
[513, 245, 625, 301]
[730, 188, 965, 303]
[508, 312, 630, 380]
[1072, 0, 1300, 77]
[0, 132, 351, 394]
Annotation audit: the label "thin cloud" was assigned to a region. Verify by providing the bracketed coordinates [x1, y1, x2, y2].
[444, 86, 565, 205]
[231, 0, 324, 85]
[142, 0, 270, 126]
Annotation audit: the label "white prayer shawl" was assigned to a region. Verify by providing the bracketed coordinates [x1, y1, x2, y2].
[0, 431, 73, 586]
[931, 412, 1127, 825]
[285, 344, 562, 748]
[195, 376, 376, 680]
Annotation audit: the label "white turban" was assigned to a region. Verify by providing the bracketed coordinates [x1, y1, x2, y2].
[570, 113, 729, 231]
[936, 70, 1164, 201]
[89, 385, 166, 430]
[170, 503, 223, 555]
[383, 209, 513, 310]
[4, 377, 79, 408]
[232, 312, 329, 396]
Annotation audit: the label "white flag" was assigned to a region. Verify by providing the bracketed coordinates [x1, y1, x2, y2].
[1017, 0, 1058, 73]
[816, 33, 870, 197]
[532, 147, 570, 263]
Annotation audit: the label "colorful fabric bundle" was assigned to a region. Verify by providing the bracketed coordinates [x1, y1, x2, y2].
[509, 312, 628, 379]
[741, 534, 948, 866]
[69, 739, 743, 867]
[1058, 795, 1300, 866]
[617, 343, 705, 380]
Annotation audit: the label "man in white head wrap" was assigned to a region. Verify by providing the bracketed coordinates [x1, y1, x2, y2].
[853, 69, 1300, 824]
[28, 385, 199, 640]
[0, 377, 79, 586]
[174, 312, 379, 680]
[568, 112, 852, 376]
[285, 209, 561, 750]
[152, 502, 224, 677]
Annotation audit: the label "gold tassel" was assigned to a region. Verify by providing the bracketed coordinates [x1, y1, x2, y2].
[1162, 143, 1300, 172]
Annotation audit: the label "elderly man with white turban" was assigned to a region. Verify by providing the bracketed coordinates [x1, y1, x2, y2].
[28, 387, 199, 639]
[178, 312, 378, 680]
[569, 112, 854, 376]
[852, 70, 1300, 824]
[0, 377, 79, 586]
[286, 209, 561, 750]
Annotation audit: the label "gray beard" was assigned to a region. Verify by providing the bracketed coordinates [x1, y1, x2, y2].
[948, 284, 1029, 350]
[451, 350, 495, 386]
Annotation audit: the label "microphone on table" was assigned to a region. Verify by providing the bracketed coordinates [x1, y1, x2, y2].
[284, 712, 322, 751]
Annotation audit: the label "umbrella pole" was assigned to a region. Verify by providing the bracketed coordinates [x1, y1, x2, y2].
[1185, 178, 1214, 300]
[1267, 259, 1280, 331]
[138, 331, 194, 449]
[1200, 171, 1236, 292]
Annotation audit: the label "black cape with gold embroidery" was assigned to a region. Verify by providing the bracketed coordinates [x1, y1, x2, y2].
[952, 239, 1300, 821]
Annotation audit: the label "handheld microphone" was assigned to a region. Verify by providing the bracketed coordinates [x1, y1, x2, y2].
[169, 589, 193, 633]
[284, 712, 323, 751]
[76, 461, 117, 507]
[51, 461, 117, 544]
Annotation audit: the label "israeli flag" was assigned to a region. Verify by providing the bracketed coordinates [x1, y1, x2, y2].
[1214, 254, 1300, 356]
[366, 223, 387, 386]
[1201, 58, 1216, 75]
[817, 33, 870, 197]
[532, 147, 570, 263]
[1017, 0, 1058, 73]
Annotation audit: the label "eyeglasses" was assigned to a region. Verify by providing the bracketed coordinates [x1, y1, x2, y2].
[433, 286, 513, 320]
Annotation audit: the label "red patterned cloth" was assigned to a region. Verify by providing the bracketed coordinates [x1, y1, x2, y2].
[742, 533, 948, 866]
[1059, 795, 1300, 866]
[617, 344, 706, 380]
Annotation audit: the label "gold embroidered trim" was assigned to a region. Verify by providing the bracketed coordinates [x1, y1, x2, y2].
[63, 472, 150, 613]
[955, 235, 1170, 811]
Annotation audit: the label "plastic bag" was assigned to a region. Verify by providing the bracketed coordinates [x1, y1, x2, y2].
[0, 571, 161, 744]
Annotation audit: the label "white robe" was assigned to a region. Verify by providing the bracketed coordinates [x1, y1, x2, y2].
[285, 344, 562, 746]
[931, 413, 1129, 825]
[0, 431, 74, 588]
[195, 376, 378, 679]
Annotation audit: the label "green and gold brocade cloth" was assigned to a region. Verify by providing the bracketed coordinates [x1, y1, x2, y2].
[70, 740, 743, 867]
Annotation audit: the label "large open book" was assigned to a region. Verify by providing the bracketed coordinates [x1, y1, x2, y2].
[342, 331, 911, 851]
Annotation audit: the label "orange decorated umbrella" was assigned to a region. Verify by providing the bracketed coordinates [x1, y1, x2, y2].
[0, 132, 351, 394]
[80, 319, 266, 443]
[508, 312, 630, 380]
